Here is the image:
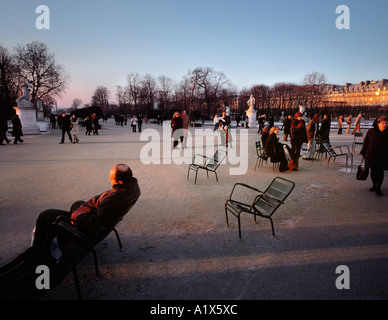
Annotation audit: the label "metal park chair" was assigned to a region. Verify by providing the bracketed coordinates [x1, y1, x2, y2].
[321, 141, 353, 169]
[254, 141, 268, 170]
[187, 149, 227, 184]
[352, 132, 365, 152]
[225, 177, 295, 239]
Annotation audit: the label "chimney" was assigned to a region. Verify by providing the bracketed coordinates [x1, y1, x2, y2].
[365, 80, 370, 87]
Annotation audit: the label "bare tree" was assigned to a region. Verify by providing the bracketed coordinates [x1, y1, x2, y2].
[303, 71, 327, 86]
[140, 73, 157, 111]
[71, 98, 83, 109]
[127, 72, 141, 112]
[157, 75, 175, 113]
[14, 41, 69, 104]
[92, 86, 110, 113]
[0, 44, 19, 116]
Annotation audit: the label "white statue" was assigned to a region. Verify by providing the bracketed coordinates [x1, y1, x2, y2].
[16, 82, 32, 103]
[247, 95, 255, 111]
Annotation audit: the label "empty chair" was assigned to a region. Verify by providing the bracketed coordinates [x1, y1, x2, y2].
[187, 149, 227, 184]
[352, 132, 365, 152]
[322, 141, 353, 169]
[225, 177, 295, 239]
[254, 141, 268, 169]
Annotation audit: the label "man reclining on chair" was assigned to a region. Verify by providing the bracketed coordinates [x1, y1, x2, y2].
[32, 164, 141, 255]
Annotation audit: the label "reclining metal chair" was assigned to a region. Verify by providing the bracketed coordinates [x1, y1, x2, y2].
[225, 177, 295, 239]
[187, 149, 227, 184]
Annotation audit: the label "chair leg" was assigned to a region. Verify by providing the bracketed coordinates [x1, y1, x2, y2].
[111, 228, 123, 251]
[72, 267, 82, 300]
[194, 170, 198, 184]
[269, 218, 275, 237]
[224, 205, 229, 227]
[237, 214, 242, 239]
[214, 171, 218, 183]
[91, 249, 99, 277]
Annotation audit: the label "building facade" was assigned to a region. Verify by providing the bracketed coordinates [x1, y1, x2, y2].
[320, 79, 388, 107]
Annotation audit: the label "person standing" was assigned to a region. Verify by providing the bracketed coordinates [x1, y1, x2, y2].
[305, 114, 320, 160]
[337, 116, 343, 134]
[283, 115, 292, 141]
[171, 112, 183, 149]
[59, 113, 72, 144]
[181, 110, 190, 148]
[320, 114, 331, 144]
[85, 116, 92, 135]
[11, 110, 24, 144]
[71, 114, 80, 143]
[92, 113, 100, 135]
[360, 116, 388, 196]
[289, 112, 308, 171]
[131, 115, 138, 132]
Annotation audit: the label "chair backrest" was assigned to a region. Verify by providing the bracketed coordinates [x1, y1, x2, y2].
[255, 141, 261, 156]
[206, 149, 227, 170]
[322, 142, 337, 156]
[254, 177, 295, 216]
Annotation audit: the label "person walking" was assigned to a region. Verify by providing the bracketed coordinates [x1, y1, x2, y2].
[360, 116, 388, 195]
[131, 115, 138, 132]
[92, 113, 100, 135]
[59, 113, 72, 144]
[11, 110, 24, 144]
[289, 112, 308, 171]
[346, 115, 352, 134]
[352, 113, 362, 134]
[71, 114, 80, 143]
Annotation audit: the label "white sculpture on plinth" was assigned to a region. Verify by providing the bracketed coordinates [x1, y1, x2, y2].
[15, 81, 40, 134]
[245, 95, 258, 128]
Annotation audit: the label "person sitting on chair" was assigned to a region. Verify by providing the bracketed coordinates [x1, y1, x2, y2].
[265, 126, 290, 172]
[32, 164, 141, 254]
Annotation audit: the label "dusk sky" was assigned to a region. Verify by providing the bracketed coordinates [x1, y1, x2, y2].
[1, 0, 387, 108]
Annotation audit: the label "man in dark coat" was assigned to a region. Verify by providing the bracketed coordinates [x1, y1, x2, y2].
[360, 116, 388, 195]
[59, 113, 72, 144]
[289, 112, 308, 171]
[32, 164, 141, 254]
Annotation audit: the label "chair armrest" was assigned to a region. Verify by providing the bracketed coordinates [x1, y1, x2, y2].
[192, 154, 210, 166]
[228, 183, 263, 200]
[332, 145, 351, 154]
[53, 220, 89, 243]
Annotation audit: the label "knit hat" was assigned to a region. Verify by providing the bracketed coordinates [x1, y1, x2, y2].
[294, 112, 302, 119]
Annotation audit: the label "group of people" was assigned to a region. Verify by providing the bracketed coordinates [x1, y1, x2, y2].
[130, 114, 144, 133]
[261, 112, 309, 172]
[0, 109, 24, 145]
[58, 113, 100, 144]
[171, 110, 190, 148]
[261, 112, 388, 195]
[337, 113, 363, 135]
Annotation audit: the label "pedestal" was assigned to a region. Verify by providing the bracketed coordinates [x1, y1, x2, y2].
[246, 109, 258, 128]
[15, 101, 40, 135]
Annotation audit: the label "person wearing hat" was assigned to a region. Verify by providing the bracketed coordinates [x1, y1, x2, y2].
[289, 112, 308, 170]
[305, 114, 320, 160]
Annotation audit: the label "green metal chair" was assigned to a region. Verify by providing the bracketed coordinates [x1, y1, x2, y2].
[225, 177, 295, 239]
[187, 149, 227, 184]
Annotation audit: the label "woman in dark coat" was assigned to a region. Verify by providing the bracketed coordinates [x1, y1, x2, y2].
[265, 126, 289, 172]
[360, 116, 388, 195]
[11, 111, 23, 144]
[289, 112, 308, 171]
